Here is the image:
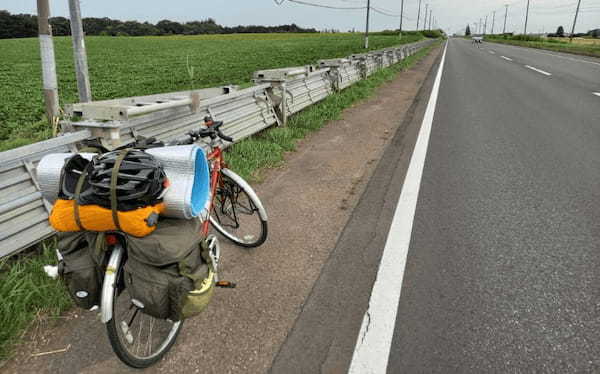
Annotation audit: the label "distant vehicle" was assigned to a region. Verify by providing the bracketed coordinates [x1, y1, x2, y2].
[472, 36, 483, 46]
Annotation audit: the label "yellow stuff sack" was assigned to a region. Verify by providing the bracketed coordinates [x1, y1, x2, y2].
[50, 199, 165, 237]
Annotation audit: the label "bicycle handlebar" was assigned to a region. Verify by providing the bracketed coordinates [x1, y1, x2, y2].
[133, 118, 233, 147]
[164, 118, 233, 146]
[187, 120, 233, 143]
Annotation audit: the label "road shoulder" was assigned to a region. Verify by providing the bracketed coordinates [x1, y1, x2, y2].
[270, 44, 444, 374]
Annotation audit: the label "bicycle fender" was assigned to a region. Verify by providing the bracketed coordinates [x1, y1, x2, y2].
[101, 244, 124, 324]
[221, 168, 268, 221]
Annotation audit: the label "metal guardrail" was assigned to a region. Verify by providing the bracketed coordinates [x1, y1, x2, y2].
[66, 86, 237, 122]
[254, 66, 333, 124]
[317, 58, 362, 91]
[0, 131, 91, 258]
[0, 39, 437, 258]
[351, 53, 379, 78]
[69, 85, 278, 150]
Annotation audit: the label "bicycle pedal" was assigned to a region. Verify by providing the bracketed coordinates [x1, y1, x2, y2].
[216, 280, 236, 288]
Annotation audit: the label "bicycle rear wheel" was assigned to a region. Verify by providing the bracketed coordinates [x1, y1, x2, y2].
[210, 168, 268, 248]
[106, 268, 183, 368]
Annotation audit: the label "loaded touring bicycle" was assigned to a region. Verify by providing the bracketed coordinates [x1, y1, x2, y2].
[41, 117, 268, 367]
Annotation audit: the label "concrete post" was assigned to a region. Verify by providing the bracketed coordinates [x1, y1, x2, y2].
[68, 0, 92, 102]
[36, 0, 59, 122]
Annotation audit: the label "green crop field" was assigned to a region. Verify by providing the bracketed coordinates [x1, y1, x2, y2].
[0, 32, 422, 151]
[485, 35, 600, 59]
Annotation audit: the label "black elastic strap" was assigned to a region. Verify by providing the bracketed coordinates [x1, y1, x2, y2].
[110, 149, 129, 231]
[73, 168, 88, 231]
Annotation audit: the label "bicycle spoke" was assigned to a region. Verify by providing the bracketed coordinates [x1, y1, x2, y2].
[135, 314, 144, 355]
[147, 317, 154, 357]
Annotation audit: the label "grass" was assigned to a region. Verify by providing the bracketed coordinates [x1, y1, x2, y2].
[0, 32, 424, 152]
[0, 240, 72, 362]
[0, 36, 439, 362]
[485, 35, 600, 58]
[549, 37, 600, 46]
[225, 41, 441, 182]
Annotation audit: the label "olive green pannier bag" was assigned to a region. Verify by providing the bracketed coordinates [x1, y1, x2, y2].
[57, 231, 107, 310]
[123, 218, 215, 321]
[57, 218, 215, 320]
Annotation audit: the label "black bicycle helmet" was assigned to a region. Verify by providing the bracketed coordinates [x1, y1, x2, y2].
[59, 154, 92, 200]
[80, 150, 167, 210]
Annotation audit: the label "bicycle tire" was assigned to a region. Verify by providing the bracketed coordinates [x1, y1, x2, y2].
[210, 168, 268, 248]
[106, 268, 183, 368]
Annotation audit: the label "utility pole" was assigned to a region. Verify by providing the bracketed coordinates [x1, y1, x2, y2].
[399, 0, 404, 37]
[429, 9, 432, 31]
[68, 0, 92, 102]
[503, 5, 508, 34]
[524, 0, 530, 35]
[364, 0, 371, 48]
[484, 15, 488, 35]
[570, 0, 582, 43]
[479, 18, 482, 34]
[424, 4, 428, 30]
[36, 0, 59, 122]
[491, 11, 496, 35]
[416, 0, 422, 30]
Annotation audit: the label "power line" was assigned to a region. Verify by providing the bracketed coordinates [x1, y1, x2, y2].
[276, 0, 414, 20]
[372, 6, 413, 20]
[275, 0, 366, 10]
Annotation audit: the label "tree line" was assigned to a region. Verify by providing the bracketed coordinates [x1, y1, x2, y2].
[0, 10, 318, 39]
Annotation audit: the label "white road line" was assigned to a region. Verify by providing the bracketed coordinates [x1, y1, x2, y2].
[594, 92, 600, 97]
[501, 55, 513, 61]
[525, 65, 552, 76]
[489, 50, 496, 54]
[348, 41, 448, 374]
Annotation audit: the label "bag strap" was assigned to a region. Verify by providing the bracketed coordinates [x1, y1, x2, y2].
[73, 168, 89, 231]
[110, 149, 129, 232]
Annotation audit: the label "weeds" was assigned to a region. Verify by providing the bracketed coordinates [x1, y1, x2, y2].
[0, 240, 72, 361]
[486, 35, 600, 58]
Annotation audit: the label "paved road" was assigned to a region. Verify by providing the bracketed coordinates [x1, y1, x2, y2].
[386, 38, 600, 373]
[273, 39, 600, 373]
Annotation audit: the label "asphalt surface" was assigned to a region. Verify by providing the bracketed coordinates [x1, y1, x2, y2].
[273, 38, 600, 373]
[388, 39, 600, 372]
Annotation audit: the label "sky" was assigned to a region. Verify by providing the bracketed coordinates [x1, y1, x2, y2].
[2, 0, 598, 35]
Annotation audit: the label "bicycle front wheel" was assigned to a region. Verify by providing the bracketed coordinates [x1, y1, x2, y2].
[106, 268, 183, 368]
[210, 168, 268, 248]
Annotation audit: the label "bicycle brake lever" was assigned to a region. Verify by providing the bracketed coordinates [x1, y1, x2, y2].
[216, 129, 233, 142]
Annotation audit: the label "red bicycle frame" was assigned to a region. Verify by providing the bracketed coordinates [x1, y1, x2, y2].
[202, 146, 225, 236]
